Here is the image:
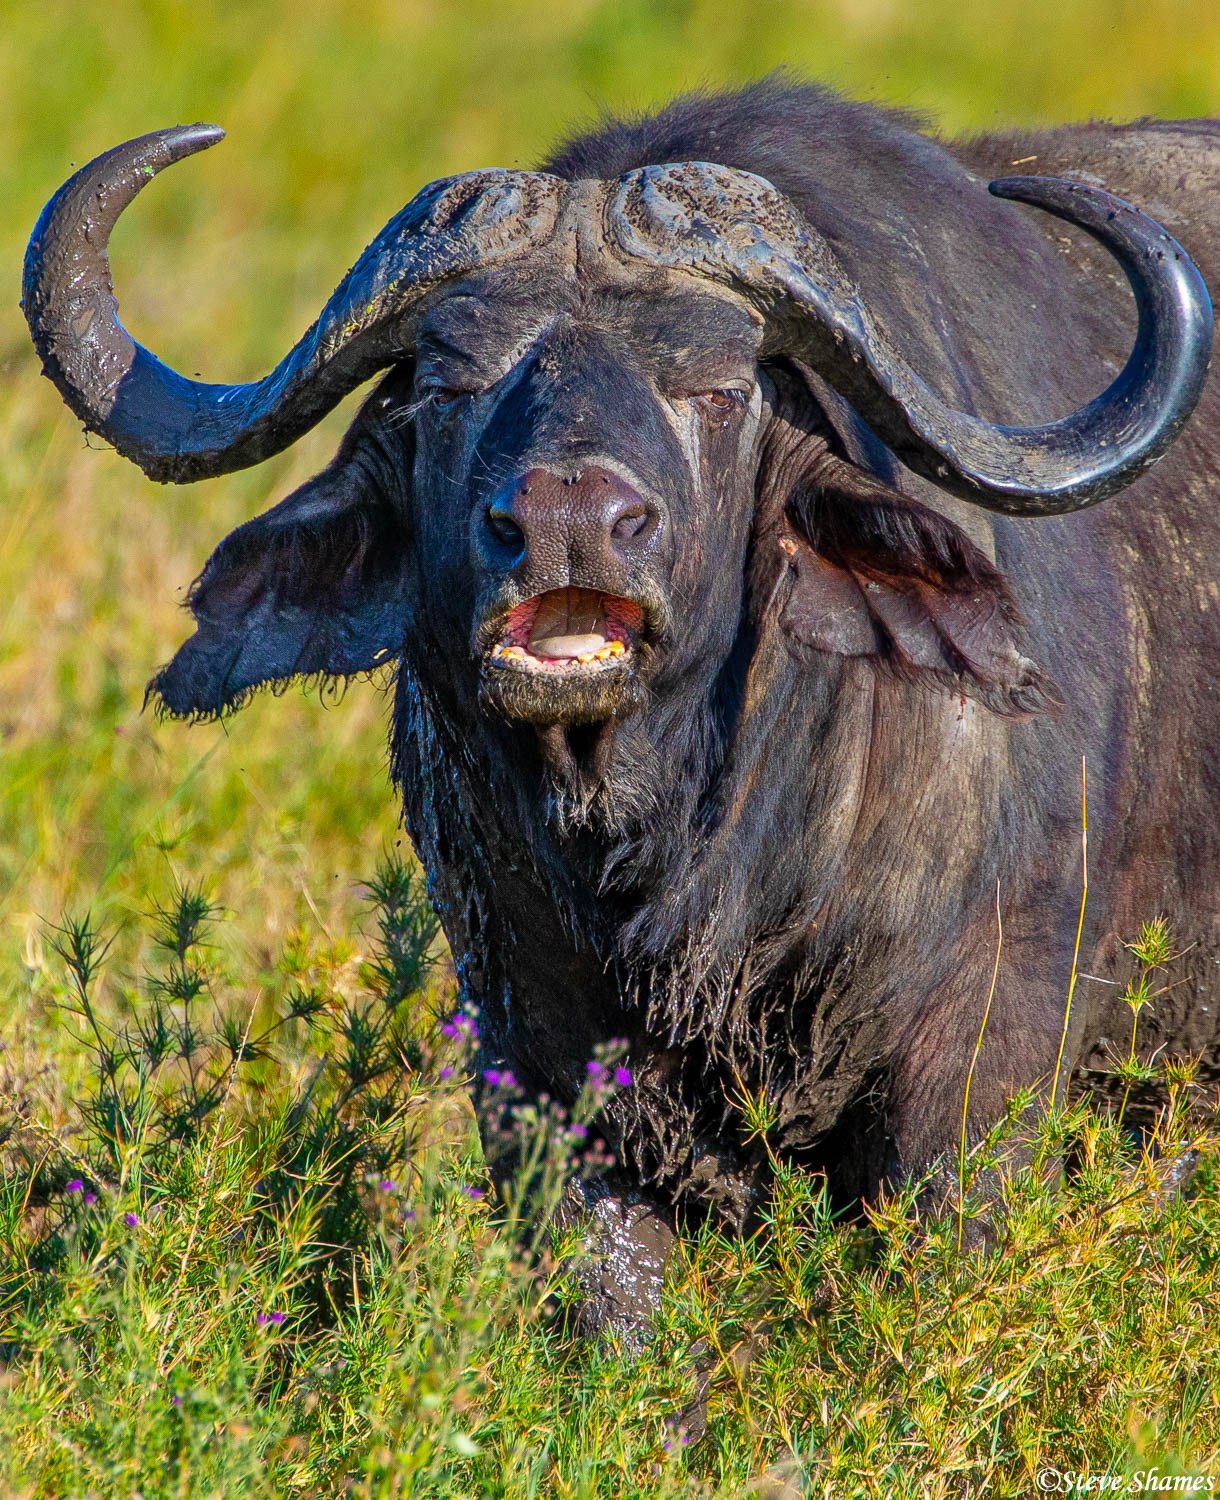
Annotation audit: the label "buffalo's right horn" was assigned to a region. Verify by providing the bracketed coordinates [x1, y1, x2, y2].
[22, 126, 564, 483]
[609, 161, 1213, 516]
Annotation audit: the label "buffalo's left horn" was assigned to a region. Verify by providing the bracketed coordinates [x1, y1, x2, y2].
[609, 162, 1213, 515]
[22, 126, 564, 483]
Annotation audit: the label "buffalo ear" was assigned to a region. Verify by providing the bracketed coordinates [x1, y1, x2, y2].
[777, 450, 1055, 716]
[148, 431, 411, 721]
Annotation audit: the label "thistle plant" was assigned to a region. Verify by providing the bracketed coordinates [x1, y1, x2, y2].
[1116, 914, 1175, 1132]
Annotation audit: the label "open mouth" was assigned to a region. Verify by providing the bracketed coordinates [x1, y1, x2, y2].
[486, 587, 643, 674]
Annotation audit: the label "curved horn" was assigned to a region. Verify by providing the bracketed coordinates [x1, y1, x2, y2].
[609, 162, 1213, 515]
[22, 126, 563, 483]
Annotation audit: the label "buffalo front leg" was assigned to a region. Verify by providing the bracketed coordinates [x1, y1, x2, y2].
[552, 1174, 677, 1346]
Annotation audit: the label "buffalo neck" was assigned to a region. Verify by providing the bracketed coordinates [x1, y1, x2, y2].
[393, 558, 882, 1022]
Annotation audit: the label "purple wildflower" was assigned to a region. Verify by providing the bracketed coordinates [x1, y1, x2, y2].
[378, 1180, 395, 1192]
[124, 1212, 139, 1227]
[403, 1207, 416, 1221]
[482, 1069, 502, 1087]
[569, 1123, 588, 1140]
[500, 1069, 516, 1088]
[461, 1185, 484, 1200]
[170, 1394, 182, 1407]
[256, 1313, 268, 1326]
[586, 1060, 607, 1079]
[613, 1065, 632, 1088]
[438, 1066, 454, 1080]
[440, 1023, 459, 1038]
[84, 1193, 97, 1205]
[66, 1179, 83, 1193]
[268, 1310, 286, 1324]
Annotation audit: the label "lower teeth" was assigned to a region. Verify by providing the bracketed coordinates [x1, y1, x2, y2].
[492, 635, 629, 666]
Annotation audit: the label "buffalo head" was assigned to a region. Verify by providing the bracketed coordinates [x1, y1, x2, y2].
[22, 127, 1213, 796]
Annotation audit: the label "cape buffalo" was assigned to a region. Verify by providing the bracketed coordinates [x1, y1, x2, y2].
[23, 79, 1220, 1333]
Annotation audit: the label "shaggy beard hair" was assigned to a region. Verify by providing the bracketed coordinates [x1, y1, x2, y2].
[540, 722, 663, 838]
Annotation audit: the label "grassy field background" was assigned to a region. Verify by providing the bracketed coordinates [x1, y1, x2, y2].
[2, 1, 1220, 1494]
[5, 0, 1220, 1056]
[5, 0, 1220, 1018]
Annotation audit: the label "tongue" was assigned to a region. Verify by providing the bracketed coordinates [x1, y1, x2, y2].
[528, 587, 608, 658]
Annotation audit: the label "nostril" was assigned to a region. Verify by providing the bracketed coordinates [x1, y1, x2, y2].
[610, 503, 658, 545]
[485, 506, 526, 555]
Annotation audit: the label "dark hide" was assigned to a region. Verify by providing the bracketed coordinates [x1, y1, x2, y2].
[152, 81, 1220, 1288]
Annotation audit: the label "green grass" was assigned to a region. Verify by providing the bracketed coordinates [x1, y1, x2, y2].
[1, 872, 1217, 1496]
[3, 1, 1220, 1493]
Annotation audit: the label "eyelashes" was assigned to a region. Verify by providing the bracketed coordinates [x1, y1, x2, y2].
[691, 388, 749, 427]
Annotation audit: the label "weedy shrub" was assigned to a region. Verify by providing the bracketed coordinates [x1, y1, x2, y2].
[0, 865, 1216, 1498]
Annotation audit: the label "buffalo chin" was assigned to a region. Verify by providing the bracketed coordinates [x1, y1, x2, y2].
[480, 656, 643, 728]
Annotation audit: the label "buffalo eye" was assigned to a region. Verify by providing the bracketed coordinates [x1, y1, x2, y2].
[418, 381, 471, 414]
[692, 388, 748, 425]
